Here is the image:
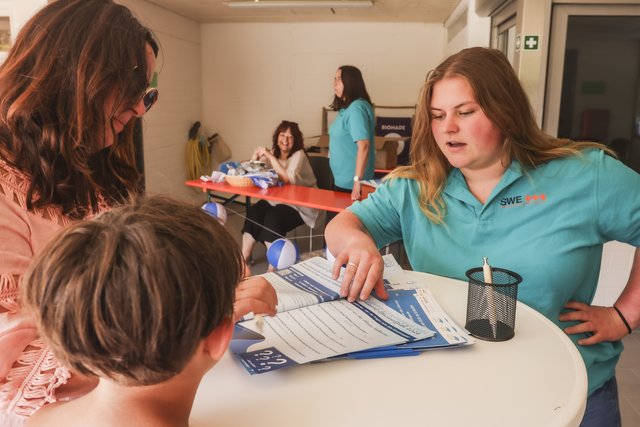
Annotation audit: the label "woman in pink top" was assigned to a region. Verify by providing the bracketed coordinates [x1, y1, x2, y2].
[0, 1, 159, 424]
[0, 1, 277, 424]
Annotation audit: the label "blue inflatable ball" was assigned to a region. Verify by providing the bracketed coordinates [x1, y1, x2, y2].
[201, 202, 227, 225]
[267, 239, 299, 270]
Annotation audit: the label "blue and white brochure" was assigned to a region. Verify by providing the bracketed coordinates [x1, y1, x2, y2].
[231, 257, 434, 374]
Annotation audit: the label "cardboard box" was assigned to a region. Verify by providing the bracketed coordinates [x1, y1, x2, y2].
[373, 137, 398, 170]
[312, 135, 401, 169]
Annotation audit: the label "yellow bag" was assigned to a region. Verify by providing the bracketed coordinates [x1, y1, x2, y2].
[185, 135, 210, 180]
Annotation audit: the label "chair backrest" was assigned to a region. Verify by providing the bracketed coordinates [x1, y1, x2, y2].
[308, 155, 334, 190]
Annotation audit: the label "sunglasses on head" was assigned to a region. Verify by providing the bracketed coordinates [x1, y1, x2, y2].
[142, 87, 159, 112]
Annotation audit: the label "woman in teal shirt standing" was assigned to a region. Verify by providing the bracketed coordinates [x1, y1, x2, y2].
[328, 65, 376, 201]
[326, 47, 640, 427]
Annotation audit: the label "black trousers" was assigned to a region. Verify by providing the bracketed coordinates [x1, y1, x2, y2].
[242, 200, 304, 244]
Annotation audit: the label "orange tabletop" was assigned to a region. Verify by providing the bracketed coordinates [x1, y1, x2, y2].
[186, 180, 373, 213]
[374, 168, 393, 174]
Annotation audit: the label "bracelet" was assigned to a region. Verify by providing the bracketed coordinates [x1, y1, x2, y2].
[613, 305, 633, 335]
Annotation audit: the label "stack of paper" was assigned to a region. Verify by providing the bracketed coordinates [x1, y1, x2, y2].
[231, 256, 473, 374]
[334, 288, 473, 360]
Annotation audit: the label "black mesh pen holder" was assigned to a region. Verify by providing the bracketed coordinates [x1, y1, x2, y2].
[465, 267, 522, 342]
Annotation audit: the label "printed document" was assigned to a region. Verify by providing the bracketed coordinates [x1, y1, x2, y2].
[231, 256, 472, 374]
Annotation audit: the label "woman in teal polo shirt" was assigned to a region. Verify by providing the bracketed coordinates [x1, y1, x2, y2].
[328, 65, 376, 201]
[326, 47, 640, 427]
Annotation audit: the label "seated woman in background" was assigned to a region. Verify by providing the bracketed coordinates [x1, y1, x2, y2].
[242, 121, 318, 269]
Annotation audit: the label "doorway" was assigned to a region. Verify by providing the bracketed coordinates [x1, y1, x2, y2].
[543, 4, 640, 172]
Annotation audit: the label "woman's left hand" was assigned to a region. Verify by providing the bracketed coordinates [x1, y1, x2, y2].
[251, 146, 270, 163]
[233, 276, 278, 323]
[351, 181, 362, 201]
[255, 146, 274, 160]
[559, 301, 629, 345]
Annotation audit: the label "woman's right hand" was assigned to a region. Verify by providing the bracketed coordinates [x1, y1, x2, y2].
[326, 211, 387, 302]
[252, 146, 272, 161]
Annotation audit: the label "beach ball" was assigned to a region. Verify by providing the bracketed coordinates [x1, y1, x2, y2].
[267, 238, 299, 270]
[325, 246, 336, 264]
[201, 202, 227, 225]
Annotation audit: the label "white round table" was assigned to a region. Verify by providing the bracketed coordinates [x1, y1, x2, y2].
[190, 271, 587, 427]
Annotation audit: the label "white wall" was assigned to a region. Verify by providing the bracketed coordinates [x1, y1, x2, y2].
[595, 242, 636, 306]
[201, 22, 445, 162]
[117, 0, 203, 202]
[0, 0, 46, 62]
[0, 0, 46, 39]
[444, 0, 491, 57]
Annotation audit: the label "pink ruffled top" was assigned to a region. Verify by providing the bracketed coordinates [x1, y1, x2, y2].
[0, 158, 107, 418]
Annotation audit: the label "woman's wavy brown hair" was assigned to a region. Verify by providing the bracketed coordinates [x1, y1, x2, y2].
[0, 0, 158, 218]
[330, 65, 372, 110]
[271, 120, 304, 159]
[389, 47, 611, 224]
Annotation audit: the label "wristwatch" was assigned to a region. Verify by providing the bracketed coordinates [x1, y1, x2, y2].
[353, 175, 360, 182]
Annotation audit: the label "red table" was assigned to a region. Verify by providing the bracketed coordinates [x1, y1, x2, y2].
[185, 180, 373, 213]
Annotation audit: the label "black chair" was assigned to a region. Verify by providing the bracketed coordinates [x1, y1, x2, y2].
[292, 155, 333, 253]
[308, 155, 334, 190]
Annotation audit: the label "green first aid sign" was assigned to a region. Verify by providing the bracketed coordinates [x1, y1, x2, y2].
[523, 35, 539, 50]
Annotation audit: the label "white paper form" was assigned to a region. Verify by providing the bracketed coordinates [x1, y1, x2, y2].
[264, 257, 342, 314]
[381, 264, 475, 349]
[243, 255, 403, 321]
[389, 289, 474, 349]
[232, 295, 434, 374]
[381, 253, 403, 273]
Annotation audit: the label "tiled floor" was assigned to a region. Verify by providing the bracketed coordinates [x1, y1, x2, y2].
[223, 203, 640, 425]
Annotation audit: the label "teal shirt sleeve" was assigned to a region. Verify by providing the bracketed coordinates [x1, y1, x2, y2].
[328, 98, 376, 188]
[347, 100, 373, 142]
[348, 178, 405, 248]
[595, 150, 640, 245]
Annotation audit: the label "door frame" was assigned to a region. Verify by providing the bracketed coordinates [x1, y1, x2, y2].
[543, 3, 640, 136]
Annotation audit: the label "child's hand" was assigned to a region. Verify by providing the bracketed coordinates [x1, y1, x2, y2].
[233, 277, 277, 323]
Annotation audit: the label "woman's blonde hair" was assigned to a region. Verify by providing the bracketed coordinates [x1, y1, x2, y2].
[390, 47, 610, 223]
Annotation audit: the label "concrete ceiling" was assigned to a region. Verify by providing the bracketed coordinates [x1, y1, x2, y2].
[145, 0, 461, 24]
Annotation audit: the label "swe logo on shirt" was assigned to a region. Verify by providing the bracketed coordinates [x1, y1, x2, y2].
[500, 193, 547, 208]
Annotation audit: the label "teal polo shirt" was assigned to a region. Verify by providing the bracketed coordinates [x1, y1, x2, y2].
[328, 98, 376, 189]
[350, 149, 640, 396]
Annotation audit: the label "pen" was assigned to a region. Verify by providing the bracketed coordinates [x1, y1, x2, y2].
[483, 257, 497, 338]
[348, 348, 420, 359]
